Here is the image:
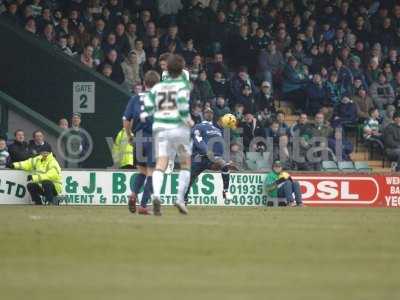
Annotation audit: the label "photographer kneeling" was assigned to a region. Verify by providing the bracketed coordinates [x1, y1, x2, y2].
[9, 145, 62, 205]
[264, 160, 303, 207]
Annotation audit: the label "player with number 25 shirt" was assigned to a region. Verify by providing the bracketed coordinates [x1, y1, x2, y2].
[142, 54, 193, 216]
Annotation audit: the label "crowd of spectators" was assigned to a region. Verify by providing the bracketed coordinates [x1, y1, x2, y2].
[0, 129, 51, 168]
[0, 113, 89, 168]
[2, 0, 400, 170]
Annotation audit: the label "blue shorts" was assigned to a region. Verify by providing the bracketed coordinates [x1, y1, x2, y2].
[191, 156, 217, 175]
[135, 138, 155, 168]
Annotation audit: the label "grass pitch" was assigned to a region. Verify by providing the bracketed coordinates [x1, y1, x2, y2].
[0, 206, 399, 300]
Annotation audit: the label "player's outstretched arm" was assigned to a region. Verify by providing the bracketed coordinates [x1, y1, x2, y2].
[193, 127, 208, 156]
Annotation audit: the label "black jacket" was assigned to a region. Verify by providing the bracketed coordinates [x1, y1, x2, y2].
[8, 141, 31, 163]
[384, 123, 400, 150]
[240, 120, 263, 150]
[28, 140, 53, 156]
[98, 59, 125, 84]
[255, 92, 275, 113]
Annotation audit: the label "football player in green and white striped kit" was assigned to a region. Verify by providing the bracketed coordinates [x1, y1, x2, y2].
[160, 53, 191, 174]
[143, 54, 193, 215]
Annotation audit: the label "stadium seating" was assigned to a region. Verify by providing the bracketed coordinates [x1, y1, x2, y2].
[256, 158, 271, 171]
[322, 161, 338, 172]
[338, 161, 356, 172]
[354, 161, 372, 172]
[245, 159, 257, 171]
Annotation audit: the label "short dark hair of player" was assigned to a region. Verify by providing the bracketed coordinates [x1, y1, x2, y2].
[167, 54, 185, 78]
[144, 70, 160, 89]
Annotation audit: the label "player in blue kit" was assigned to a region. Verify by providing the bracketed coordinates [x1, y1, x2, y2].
[184, 107, 236, 204]
[123, 71, 160, 215]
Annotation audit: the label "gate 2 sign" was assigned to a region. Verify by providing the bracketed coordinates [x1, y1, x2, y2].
[73, 82, 95, 113]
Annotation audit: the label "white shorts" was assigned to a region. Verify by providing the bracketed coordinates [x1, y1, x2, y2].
[154, 127, 192, 158]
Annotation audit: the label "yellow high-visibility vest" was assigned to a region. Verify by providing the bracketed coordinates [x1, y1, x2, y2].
[112, 129, 134, 168]
[13, 153, 62, 194]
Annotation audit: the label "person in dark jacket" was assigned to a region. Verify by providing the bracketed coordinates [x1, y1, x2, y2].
[1, 2, 20, 25]
[258, 41, 285, 80]
[181, 38, 198, 67]
[255, 81, 275, 113]
[142, 54, 158, 75]
[306, 74, 328, 115]
[192, 70, 215, 104]
[383, 111, 400, 171]
[159, 24, 183, 53]
[324, 71, 345, 107]
[213, 96, 231, 121]
[239, 113, 263, 151]
[210, 71, 228, 98]
[98, 49, 124, 84]
[101, 32, 122, 59]
[208, 12, 229, 55]
[67, 113, 90, 167]
[115, 23, 131, 57]
[229, 24, 252, 69]
[290, 113, 312, 138]
[297, 113, 332, 171]
[328, 128, 354, 161]
[240, 84, 257, 115]
[28, 130, 52, 156]
[229, 66, 257, 107]
[276, 111, 290, 136]
[329, 57, 353, 95]
[331, 97, 358, 128]
[349, 56, 368, 90]
[206, 53, 230, 80]
[8, 129, 31, 163]
[282, 56, 309, 109]
[264, 121, 289, 162]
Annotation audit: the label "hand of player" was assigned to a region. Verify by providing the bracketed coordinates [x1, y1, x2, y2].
[140, 112, 149, 123]
[187, 118, 195, 128]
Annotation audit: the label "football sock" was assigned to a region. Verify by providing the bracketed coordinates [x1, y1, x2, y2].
[221, 165, 230, 191]
[178, 169, 191, 204]
[152, 170, 164, 198]
[184, 174, 194, 203]
[133, 173, 146, 194]
[141, 176, 153, 207]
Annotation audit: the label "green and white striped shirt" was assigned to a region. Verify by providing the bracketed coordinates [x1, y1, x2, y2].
[0, 149, 9, 169]
[145, 77, 191, 130]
